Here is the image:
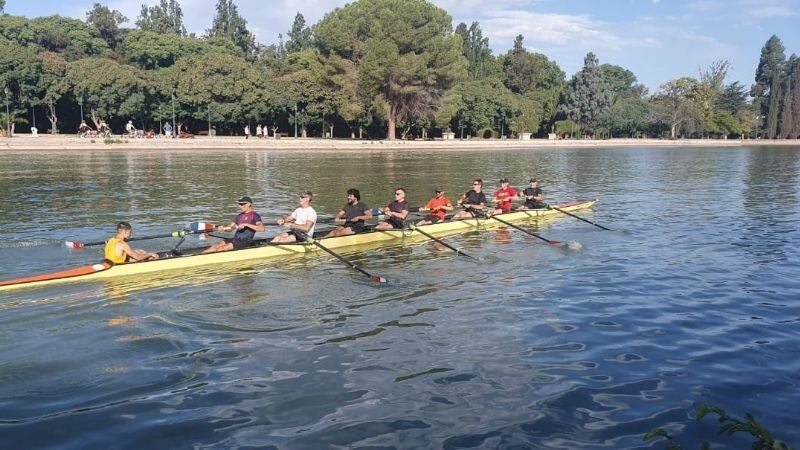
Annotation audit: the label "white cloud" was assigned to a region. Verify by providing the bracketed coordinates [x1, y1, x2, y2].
[746, 5, 797, 17]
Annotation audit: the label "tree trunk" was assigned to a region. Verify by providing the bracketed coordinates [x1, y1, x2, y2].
[47, 102, 58, 134]
[271, 126, 278, 139]
[387, 103, 396, 140]
[670, 123, 677, 139]
[330, 125, 334, 138]
[400, 126, 411, 140]
[359, 127, 363, 139]
[90, 109, 101, 129]
[301, 127, 307, 138]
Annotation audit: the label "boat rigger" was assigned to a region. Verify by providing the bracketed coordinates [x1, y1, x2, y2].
[0, 200, 599, 292]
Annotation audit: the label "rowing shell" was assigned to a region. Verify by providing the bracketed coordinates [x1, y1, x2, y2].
[0, 200, 596, 292]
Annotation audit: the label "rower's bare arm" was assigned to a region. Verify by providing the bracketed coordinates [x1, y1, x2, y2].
[253, 221, 266, 233]
[120, 242, 156, 262]
[293, 221, 314, 232]
[397, 209, 409, 219]
[364, 209, 373, 220]
[334, 210, 346, 222]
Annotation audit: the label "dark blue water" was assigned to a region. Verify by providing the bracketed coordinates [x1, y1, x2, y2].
[1, 146, 799, 449]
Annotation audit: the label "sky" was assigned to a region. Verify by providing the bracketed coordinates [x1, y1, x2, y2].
[5, 0, 800, 92]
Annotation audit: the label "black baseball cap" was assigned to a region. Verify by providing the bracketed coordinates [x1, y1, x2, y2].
[529, 178, 538, 183]
[237, 196, 253, 204]
[435, 187, 443, 192]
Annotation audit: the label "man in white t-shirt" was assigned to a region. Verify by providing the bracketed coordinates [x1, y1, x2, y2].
[271, 191, 317, 243]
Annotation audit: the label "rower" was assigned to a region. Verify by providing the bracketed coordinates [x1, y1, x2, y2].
[104, 221, 159, 264]
[490, 178, 518, 215]
[417, 188, 452, 225]
[271, 191, 317, 243]
[375, 187, 410, 230]
[202, 196, 265, 253]
[452, 179, 487, 219]
[325, 188, 372, 237]
[518, 178, 545, 210]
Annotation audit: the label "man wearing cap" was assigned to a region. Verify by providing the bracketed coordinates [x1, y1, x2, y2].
[375, 187, 410, 230]
[417, 188, 453, 225]
[453, 179, 488, 219]
[325, 188, 373, 237]
[490, 178, 518, 215]
[202, 196, 265, 253]
[518, 179, 545, 210]
[271, 191, 317, 243]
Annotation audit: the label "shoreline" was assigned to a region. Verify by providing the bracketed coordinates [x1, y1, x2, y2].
[2, 135, 799, 152]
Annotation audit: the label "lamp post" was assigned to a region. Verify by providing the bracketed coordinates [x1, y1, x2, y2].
[4, 87, 10, 139]
[294, 103, 298, 138]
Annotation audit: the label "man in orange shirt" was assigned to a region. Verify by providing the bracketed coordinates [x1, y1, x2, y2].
[490, 178, 518, 215]
[416, 188, 453, 225]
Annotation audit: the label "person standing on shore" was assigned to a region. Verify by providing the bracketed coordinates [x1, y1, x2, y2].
[244, 124, 250, 139]
[325, 189, 372, 237]
[453, 179, 487, 219]
[202, 196, 265, 253]
[417, 188, 453, 225]
[104, 222, 159, 264]
[374, 188, 410, 230]
[164, 121, 172, 137]
[518, 179, 545, 210]
[272, 191, 317, 243]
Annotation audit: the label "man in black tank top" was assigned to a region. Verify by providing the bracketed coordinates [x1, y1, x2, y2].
[518, 178, 545, 209]
[375, 187, 410, 229]
[325, 188, 373, 237]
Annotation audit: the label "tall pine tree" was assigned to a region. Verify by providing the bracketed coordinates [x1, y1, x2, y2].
[285, 13, 313, 53]
[208, 0, 255, 58]
[560, 52, 612, 136]
[136, 0, 186, 36]
[752, 35, 785, 138]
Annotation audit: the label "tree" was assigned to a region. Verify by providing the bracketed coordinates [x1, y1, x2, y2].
[120, 30, 241, 70]
[651, 77, 699, 139]
[560, 52, 612, 136]
[450, 78, 517, 136]
[136, 0, 186, 36]
[315, 0, 467, 139]
[285, 13, 313, 54]
[0, 36, 41, 132]
[501, 35, 564, 134]
[1, 15, 110, 60]
[0, 1, 6, 13]
[777, 55, 800, 138]
[40, 51, 69, 133]
[454, 21, 494, 80]
[64, 57, 151, 127]
[85, 3, 128, 48]
[752, 35, 785, 138]
[208, 0, 255, 58]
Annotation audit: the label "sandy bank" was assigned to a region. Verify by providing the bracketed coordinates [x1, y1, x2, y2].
[2, 135, 799, 152]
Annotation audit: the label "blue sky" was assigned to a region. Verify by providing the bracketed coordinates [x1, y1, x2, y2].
[5, 0, 800, 91]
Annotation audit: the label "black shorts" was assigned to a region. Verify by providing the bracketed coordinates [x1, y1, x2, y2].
[524, 202, 545, 209]
[423, 214, 443, 223]
[230, 237, 253, 250]
[344, 221, 366, 234]
[383, 217, 405, 229]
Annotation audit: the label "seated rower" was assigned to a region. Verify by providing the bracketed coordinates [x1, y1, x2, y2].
[202, 196, 265, 253]
[489, 178, 518, 215]
[375, 187, 410, 230]
[417, 188, 452, 225]
[518, 178, 545, 210]
[325, 188, 372, 237]
[271, 191, 317, 243]
[104, 221, 159, 264]
[452, 179, 487, 219]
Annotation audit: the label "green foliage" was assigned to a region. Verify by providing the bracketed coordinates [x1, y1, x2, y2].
[0, 15, 110, 60]
[560, 52, 612, 135]
[85, 3, 127, 48]
[650, 77, 700, 138]
[120, 30, 240, 70]
[136, 0, 186, 36]
[752, 35, 786, 138]
[208, 0, 255, 58]
[64, 57, 151, 123]
[450, 78, 517, 136]
[315, 0, 467, 139]
[454, 21, 495, 80]
[285, 13, 313, 54]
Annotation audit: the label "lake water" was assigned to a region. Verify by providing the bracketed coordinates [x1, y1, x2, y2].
[1, 146, 798, 449]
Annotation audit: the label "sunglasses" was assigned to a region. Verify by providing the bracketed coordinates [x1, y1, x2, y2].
[237, 202, 248, 206]
[395, 192, 403, 196]
[472, 183, 480, 186]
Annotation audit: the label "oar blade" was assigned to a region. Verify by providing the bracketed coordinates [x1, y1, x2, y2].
[370, 275, 388, 283]
[64, 241, 85, 249]
[189, 222, 215, 232]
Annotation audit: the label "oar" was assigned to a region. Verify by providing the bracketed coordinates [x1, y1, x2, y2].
[466, 206, 564, 247]
[65, 223, 215, 249]
[546, 203, 611, 231]
[408, 224, 474, 259]
[306, 237, 387, 283]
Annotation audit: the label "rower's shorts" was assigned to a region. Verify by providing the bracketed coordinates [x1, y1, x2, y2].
[230, 237, 253, 250]
[344, 221, 366, 234]
[524, 202, 545, 209]
[288, 230, 309, 242]
[383, 217, 405, 229]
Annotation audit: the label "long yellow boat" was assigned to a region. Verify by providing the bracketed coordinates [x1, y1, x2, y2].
[0, 200, 596, 292]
